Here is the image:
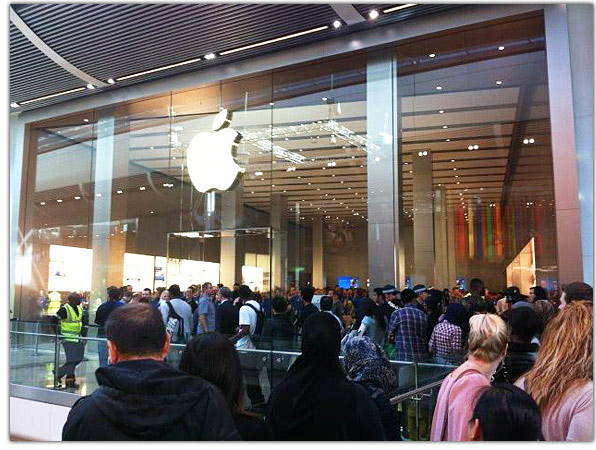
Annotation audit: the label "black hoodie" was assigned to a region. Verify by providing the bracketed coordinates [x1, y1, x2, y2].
[62, 359, 240, 441]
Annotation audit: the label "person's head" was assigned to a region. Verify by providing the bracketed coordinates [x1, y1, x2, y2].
[382, 284, 398, 303]
[424, 289, 443, 314]
[467, 313, 508, 364]
[444, 303, 468, 329]
[217, 283, 223, 289]
[130, 292, 143, 303]
[320, 295, 333, 312]
[272, 296, 289, 314]
[301, 312, 341, 358]
[105, 303, 170, 363]
[201, 282, 213, 295]
[289, 286, 296, 296]
[531, 299, 557, 335]
[529, 286, 547, 302]
[67, 292, 81, 307]
[168, 284, 181, 298]
[300, 286, 315, 303]
[218, 287, 232, 301]
[355, 288, 364, 298]
[506, 286, 522, 303]
[343, 335, 398, 394]
[560, 282, 593, 309]
[179, 332, 246, 415]
[160, 289, 171, 302]
[155, 287, 165, 298]
[126, 285, 133, 293]
[362, 297, 376, 317]
[507, 307, 541, 343]
[107, 285, 120, 302]
[469, 384, 543, 441]
[400, 288, 417, 305]
[413, 284, 428, 302]
[141, 288, 152, 300]
[238, 284, 253, 301]
[470, 278, 485, 296]
[523, 300, 593, 411]
[185, 287, 194, 299]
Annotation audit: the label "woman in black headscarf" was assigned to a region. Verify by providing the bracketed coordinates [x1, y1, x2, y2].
[266, 312, 387, 440]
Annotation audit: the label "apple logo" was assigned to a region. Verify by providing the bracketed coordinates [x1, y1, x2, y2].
[186, 109, 245, 193]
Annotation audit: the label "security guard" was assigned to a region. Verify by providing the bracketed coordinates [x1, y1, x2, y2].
[46, 291, 62, 315]
[55, 292, 88, 389]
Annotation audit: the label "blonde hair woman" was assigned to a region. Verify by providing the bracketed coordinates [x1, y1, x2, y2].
[516, 301, 593, 441]
[430, 313, 508, 441]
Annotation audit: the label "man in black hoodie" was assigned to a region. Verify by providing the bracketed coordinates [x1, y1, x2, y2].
[62, 303, 239, 441]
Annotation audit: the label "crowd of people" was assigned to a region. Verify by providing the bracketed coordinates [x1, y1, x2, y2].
[53, 278, 593, 441]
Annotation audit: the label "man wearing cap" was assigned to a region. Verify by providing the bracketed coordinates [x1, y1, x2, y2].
[386, 288, 428, 362]
[413, 284, 429, 312]
[379, 285, 399, 324]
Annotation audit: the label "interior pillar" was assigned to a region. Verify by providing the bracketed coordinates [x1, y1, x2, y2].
[312, 215, 324, 289]
[434, 185, 449, 289]
[271, 193, 288, 292]
[412, 150, 434, 286]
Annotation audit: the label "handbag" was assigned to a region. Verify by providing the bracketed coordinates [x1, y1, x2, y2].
[165, 302, 185, 343]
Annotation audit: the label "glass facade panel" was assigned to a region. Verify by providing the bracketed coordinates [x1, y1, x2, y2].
[395, 13, 557, 293]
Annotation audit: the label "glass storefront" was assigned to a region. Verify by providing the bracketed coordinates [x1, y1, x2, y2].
[13, 12, 559, 320]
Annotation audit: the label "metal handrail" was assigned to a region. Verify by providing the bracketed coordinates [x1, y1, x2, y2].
[389, 379, 444, 405]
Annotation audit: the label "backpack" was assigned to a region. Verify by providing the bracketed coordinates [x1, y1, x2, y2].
[244, 302, 266, 341]
[165, 302, 185, 343]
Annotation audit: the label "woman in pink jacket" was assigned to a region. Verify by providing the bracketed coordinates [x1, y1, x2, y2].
[430, 313, 508, 441]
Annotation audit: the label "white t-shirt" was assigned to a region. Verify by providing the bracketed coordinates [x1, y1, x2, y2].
[159, 298, 193, 341]
[235, 300, 260, 350]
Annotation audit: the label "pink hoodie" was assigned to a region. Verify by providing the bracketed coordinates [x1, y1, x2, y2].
[430, 361, 489, 441]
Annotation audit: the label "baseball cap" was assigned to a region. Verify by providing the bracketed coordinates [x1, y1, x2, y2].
[413, 284, 427, 294]
[381, 284, 398, 295]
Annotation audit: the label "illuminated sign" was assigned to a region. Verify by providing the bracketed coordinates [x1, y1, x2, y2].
[186, 109, 245, 193]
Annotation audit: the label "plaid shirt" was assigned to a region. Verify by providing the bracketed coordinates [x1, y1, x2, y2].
[387, 304, 427, 361]
[429, 320, 462, 364]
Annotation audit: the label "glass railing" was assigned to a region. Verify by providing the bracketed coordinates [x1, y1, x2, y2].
[10, 320, 457, 440]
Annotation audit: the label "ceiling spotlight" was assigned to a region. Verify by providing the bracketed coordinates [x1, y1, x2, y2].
[86, 83, 95, 90]
[436, 86, 443, 90]
[453, 168, 457, 171]
[333, 20, 342, 28]
[40, 202, 46, 206]
[442, 125, 448, 129]
[496, 80, 503, 85]
[446, 139, 450, 142]
[369, 10, 379, 19]
[429, 53, 436, 58]
[74, 196, 81, 200]
[116, 190, 123, 194]
[204, 53, 216, 60]
[423, 151, 428, 156]
[468, 145, 474, 150]
[57, 199, 63, 203]
[523, 139, 529, 144]
[107, 78, 116, 85]
[529, 138, 535, 144]
[498, 46, 505, 51]
[286, 167, 296, 172]
[451, 159, 455, 162]
[10, 102, 19, 108]
[139, 186, 146, 191]
[255, 171, 263, 176]
[439, 110, 444, 114]
[473, 145, 479, 150]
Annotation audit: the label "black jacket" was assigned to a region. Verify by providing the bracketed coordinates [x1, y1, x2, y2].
[62, 359, 240, 441]
[492, 341, 539, 384]
[261, 314, 295, 349]
[215, 300, 239, 336]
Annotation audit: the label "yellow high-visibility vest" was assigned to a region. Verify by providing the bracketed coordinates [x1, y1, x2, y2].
[47, 291, 62, 315]
[60, 304, 82, 343]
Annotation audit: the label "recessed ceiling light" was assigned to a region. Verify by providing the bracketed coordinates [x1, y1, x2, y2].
[18, 87, 86, 105]
[83, 118, 89, 122]
[496, 80, 503, 85]
[453, 168, 457, 171]
[404, 162, 409, 165]
[523, 139, 529, 144]
[74, 196, 81, 200]
[436, 86, 443, 90]
[369, 10, 379, 19]
[446, 139, 450, 142]
[255, 171, 263, 176]
[439, 110, 444, 114]
[40, 201, 46, 206]
[107, 78, 116, 84]
[56, 199, 63, 203]
[86, 84, 95, 90]
[429, 53, 436, 58]
[498, 46, 505, 51]
[333, 20, 342, 29]
[442, 125, 448, 129]
[139, 186, 146, 191]
[10, 102, 19, 108]
[451, 159, 455, 162]
[116, 190, 123, 194]
[220, 25, 329, 55]
[204, 53, 216, 60]
[468, 145, 474, 150]
[474, 145, 479, 150]
[529, 138, 535, 144]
